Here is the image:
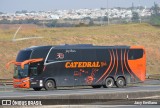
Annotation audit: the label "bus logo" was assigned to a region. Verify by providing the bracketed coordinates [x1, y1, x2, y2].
[56, 53, 64, 59]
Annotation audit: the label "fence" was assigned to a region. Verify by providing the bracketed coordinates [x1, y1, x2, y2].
[0, 79, 13, 86]
[147, 74, 160, 80]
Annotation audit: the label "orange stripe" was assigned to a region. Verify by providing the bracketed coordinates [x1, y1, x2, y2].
[96, 50, 112, 83]
[6, 60, 21, 69]
[124, 49, 131, 76]
[124, 50, 135, 80]
[6, 58, 43, 69]
[21, 58, 43, 69]
[114, 49, 118, 77]
[121, 49, 124, 75]
[103, 49, 116, 82]
[126, 50, 136, 80]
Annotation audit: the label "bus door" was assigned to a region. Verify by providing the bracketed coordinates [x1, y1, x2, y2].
[29, 62, 45, 87]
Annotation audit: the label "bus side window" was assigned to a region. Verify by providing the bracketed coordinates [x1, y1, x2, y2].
[65, 49, 82, 61]
[95, 49, 110, 61]
[128, 49, 143, 60]
[79, 49, 96, 61]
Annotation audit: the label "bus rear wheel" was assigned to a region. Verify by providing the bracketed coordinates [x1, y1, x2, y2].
[33, 87, 42, 91]
[105, 78, 114, 88]
[44, 80, 56, 90]
[116, 77, 126, 88]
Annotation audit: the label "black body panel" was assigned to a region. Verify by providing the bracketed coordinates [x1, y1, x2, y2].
[16, 44, 145, 88]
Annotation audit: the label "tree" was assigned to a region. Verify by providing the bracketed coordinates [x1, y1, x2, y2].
[150, 2, 160, 25]
[0, 19, 10, 24]
[46, 20, 57, 27]
[151, 2, 160, 15]
[131, 11, 140, 23]
[150, 15, 160, 25]
[88, 19, 94, 26]
[83, 17, 91, 20]
[103, 16, 108, 21]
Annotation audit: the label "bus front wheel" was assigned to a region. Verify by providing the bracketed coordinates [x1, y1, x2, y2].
[116, 77, 126, 88]
[44, 80, 56, 90]
[105, 78, 114, 88]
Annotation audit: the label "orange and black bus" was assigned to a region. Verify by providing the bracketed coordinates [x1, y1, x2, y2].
[6, 44, 146, 91]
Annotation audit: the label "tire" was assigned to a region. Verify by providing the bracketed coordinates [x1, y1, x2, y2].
[33, 87, 42, 91]
[116, 77, 126, 88]
[92, 85, 101, 88]
[44, 80, 56, 90]
[105, 78, 114, 88]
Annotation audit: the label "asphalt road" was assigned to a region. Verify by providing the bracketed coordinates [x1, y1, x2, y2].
[0, 84, 160, 99]
[0, 79, 160, 107]
[0, 79, 160, 99]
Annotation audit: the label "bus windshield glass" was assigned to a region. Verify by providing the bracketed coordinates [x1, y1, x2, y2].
[14, 65, 29, 79]
[16, 50, 32, 62]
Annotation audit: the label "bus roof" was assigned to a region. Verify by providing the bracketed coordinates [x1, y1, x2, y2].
[22, 44, 144, 51]
[53, 44, 130, 49]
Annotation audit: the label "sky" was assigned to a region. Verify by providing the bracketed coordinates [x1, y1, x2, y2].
[0, 0, 160, 13]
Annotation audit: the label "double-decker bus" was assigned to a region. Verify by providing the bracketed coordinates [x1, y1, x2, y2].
[6, 44, 146, 91]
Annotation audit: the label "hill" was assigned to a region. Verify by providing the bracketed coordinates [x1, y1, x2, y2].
[0, 23, 160, 78]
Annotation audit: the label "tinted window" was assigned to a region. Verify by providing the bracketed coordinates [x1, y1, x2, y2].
[128, 49, 143, 60]
[31, 48, 50, 59]
[80, 49, 96, 61]
[65, 49, 82, 61]
[96, 49, 110, 61]
[16, 50, 32, 62]
[47, 49, 96, 62]
[14, 65, 29, 78]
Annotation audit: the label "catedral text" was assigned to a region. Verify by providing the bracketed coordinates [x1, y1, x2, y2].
[65, 62, 101, 68]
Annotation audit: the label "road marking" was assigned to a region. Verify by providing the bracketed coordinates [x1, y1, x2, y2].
[1, 89, 160, 99]
[1, 85, 160, 98]
[136, 95, 160, 99]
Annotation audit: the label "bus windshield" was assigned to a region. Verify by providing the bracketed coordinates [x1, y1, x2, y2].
[14, 65, 29, 79]
[16, 50, 32, 62]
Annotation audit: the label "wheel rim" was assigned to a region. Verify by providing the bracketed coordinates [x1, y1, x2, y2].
[47, 82, 53, 88]
[107, 80, 113, 87]
[118, 80, 124, 86]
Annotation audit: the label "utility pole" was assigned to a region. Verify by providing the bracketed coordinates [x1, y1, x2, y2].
[107, 0, 109, 25]
[139, 0, 142, 23]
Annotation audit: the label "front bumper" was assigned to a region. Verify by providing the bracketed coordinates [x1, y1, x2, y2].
[13, 77, 30, 88]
